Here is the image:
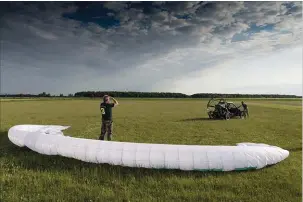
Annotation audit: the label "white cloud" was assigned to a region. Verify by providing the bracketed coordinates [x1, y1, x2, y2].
[103, 2, 128, 12]
[28, 25, 58, 40]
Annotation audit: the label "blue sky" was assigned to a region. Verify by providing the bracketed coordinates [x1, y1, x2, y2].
[1, 1, 302, 95]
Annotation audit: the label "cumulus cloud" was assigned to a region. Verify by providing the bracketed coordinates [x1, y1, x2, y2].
[0, 1, 302, 95]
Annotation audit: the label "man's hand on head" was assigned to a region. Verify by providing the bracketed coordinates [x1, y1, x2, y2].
[111, 97, 119, 105]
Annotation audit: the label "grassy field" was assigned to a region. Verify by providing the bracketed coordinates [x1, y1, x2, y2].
[0, 98, 302, 202]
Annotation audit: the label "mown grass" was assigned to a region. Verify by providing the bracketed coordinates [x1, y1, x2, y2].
[0, 98, 302, 202]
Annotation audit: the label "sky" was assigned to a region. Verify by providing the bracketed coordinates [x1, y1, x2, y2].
[1, 1, 302, 95]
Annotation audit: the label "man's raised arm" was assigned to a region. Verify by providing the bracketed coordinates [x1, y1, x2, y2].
[111, 97, 119, 106]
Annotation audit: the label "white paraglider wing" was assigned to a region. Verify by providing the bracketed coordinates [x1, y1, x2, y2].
[8, 125, 289, 171]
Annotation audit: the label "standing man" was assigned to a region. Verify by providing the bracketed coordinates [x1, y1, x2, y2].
[241, 101, 249, 117]
[99, 95, 119, 141]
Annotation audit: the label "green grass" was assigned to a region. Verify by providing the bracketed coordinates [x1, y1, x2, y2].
[0, 98, 302, 202]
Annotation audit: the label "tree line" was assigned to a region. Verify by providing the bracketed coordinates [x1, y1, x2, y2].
[0, 91, 301, 98]
[74, 91, 188, 98]
[190, 93, 301, 98]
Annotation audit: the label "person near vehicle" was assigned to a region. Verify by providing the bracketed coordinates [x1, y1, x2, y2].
[99, 95, 119, 140]
[241, 101, 249, 117]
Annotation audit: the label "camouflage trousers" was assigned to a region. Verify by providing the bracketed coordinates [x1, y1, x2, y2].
[99, 120, 113, 141]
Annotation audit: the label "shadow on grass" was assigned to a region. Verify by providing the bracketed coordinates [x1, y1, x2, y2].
[180, 117, 217, 122]
[180, 117, 246, 122]
[0, 131, 13, 149]
[0, 130, 277, 178]
[286, 147, 302, 152]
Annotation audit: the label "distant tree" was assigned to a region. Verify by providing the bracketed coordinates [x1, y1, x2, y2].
[38, 92, 46, 97]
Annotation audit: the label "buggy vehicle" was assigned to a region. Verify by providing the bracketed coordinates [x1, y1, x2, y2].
[207, 98, 247, 120]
